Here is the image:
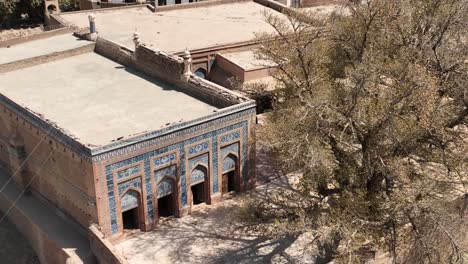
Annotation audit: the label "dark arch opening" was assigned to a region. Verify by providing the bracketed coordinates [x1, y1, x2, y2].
[120, 189, 142, 230]
[157, 177, 176, 218]
[47, 4, 57, 13]
[222, 154, 238, 194]
[191, 165, 208, 205]
[194, 68, 207, 79]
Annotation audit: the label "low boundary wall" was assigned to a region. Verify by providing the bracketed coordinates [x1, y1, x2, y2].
[0, 169, 95, 264]
[0, 43, 95, 74]
[0, 27, 75, 48]
[89, 225, 128, 264]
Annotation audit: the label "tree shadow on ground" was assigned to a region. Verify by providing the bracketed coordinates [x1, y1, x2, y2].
[117, 146, 321, 264]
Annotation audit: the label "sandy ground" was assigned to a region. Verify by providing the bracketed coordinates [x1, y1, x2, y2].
[0, 212, 40, 264]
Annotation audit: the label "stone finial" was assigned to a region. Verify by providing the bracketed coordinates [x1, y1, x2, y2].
[88, 14, 97, 33]
[182, 48, 192, 82]
[87, 13, 98, 41]
[88, 13, 96, 23]
[133, 30, 141, 48]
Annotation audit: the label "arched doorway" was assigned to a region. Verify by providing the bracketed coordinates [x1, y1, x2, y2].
[194, 68, 207, 79]
[47, 4, 57, 13]
[222, 153, 239, 194]
[190, 164, 208, 205]
[157, 177, 176, 218]
[120, 189, 142, 231]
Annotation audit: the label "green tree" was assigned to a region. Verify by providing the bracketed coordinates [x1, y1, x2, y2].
[247, 0, 468, 262]
[0, 0, 43, 28]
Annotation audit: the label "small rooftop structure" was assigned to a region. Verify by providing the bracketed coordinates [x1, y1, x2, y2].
[210, 49, 276, 87]
[220, 50, 276, 71]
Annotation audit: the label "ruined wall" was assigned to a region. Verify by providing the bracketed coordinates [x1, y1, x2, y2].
[0, 97, 98, 229]
[94, 37, 247, 109]
[89, 225, 127, 264]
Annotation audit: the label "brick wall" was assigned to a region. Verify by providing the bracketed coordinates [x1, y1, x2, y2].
[0, 100, 98, 229]
[89, 225, 127, 264]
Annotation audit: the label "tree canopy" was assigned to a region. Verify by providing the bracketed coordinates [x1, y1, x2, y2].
[247, 0, 468, 262]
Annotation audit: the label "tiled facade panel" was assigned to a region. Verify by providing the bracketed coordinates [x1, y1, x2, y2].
[157, 178, 174, 198]
[120, 190, 139, 212]
[188, 153, 209, 171]
[188, 142, 209, 156]
[190, 165, 207, 185]
[221, 143, 239, 173]
[155, 165, 177, 199]
[104, 120, 248, 235]
[155, 165, 177, 183]
[118, 177, 142, 195]
[116, 165, 141, 180]
[154, 153, 176, 167]
[189, 153, 209, 185]
[222, 154, 237, 173]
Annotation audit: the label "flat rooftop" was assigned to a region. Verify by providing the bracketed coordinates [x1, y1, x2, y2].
[59, 2, 287, 53]
[220, 50, 275, 70]
[0, 52, 218, 147]
[0, 34, 89, 65]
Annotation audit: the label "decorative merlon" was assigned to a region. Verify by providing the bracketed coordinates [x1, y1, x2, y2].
[182, 48, 192, 82]
[87, 13, 98, 41]
[133, 30, 141, 49]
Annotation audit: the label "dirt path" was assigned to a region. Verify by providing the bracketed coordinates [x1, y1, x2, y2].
[0, 212, 40, 264]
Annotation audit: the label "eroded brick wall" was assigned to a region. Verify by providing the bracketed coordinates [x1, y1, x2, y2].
[94, 37, 247, 108]
[0, 100, 98, 228]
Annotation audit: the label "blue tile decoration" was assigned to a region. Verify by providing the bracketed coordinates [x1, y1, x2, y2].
[222, 154, 237, 173]
[120, 190, 139, 212]
[104, 119, 249, 235]
[116, 165, 141, 180]
[157, 178, 174, 198]
[221, 143, 239, 173]
[188, 141, 209, 156]
[188, 153, 209, 185]
[118, 177, 142, 195]
[93, 105, 255, 160]
[220, 131, 241, 145]
[188, 153, 209, 171]
[191, 165, 207, 185]
[154, 153, 176, 167]
[144, 159, 153, 221]
[155, 165, 177, 183]
[211, 134, 219, 193]
[221, 143, 239, 158]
